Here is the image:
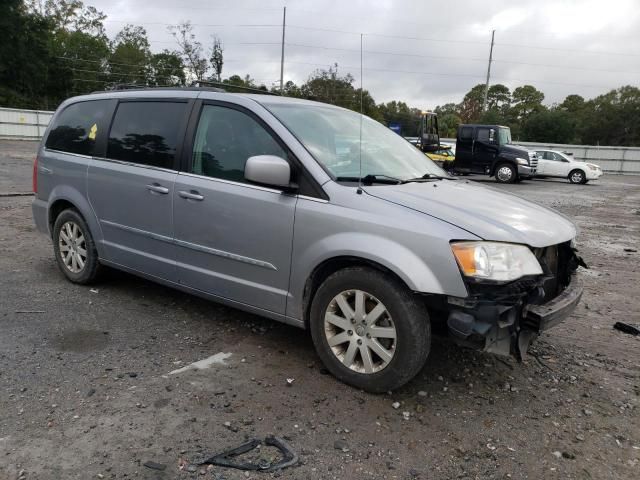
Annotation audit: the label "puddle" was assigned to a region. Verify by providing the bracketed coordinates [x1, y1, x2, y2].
[52, 329, 110, 353]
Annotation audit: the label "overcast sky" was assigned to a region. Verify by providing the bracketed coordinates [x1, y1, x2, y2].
[92, 0, 640, 108]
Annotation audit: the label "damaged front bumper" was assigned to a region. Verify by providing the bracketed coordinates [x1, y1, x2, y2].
[444, 243, 584, 359]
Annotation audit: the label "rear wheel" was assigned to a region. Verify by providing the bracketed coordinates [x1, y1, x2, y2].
[569, 169, 586, 184]
[52, 209, 101, 284]
[309, 267, 431, 393]
[495, 163, 517, 183]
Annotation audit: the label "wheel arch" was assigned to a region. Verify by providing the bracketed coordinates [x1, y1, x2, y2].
[47, 186, 105, 256]
[301, 256, 413, 328]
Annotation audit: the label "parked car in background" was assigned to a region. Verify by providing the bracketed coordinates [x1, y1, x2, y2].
[33, 89, 584, 392]
[426, 145, 455, 168]
[535, 150, 603, 184]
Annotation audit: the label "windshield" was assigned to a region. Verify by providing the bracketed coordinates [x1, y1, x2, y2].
[498, 127, 512, 145]
[264, 102, 448, 181]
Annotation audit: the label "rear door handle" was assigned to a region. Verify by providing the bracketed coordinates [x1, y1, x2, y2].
[146, 184, 169, 194]
[178, 190, 204, 201]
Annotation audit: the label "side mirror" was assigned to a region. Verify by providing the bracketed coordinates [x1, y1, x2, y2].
[245, 155, 292, 189]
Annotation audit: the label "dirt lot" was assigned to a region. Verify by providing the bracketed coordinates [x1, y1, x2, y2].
[0, 140, 638, 480]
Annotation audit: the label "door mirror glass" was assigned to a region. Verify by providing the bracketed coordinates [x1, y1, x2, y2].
[245, 155, 291, 188]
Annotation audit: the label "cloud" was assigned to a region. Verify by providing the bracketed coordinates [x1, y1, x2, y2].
[92, 0, 640, 107]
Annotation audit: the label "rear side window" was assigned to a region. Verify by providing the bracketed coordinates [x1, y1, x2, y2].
[46, 100, 110, 156]
[107, 101, 187, 169]
[460, 127, 473, 140]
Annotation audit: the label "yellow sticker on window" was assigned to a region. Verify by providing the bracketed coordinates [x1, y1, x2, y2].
[88, 123, 97, 140]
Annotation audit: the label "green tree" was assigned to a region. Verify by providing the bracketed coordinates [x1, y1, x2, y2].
[578, 86, 640, 146]
[511, 85, 545, 119]
[458, 84, 485, 122]
[378, 101, 420, 136]
[108, 25, 151, 86]
[149, 51, 185, 86]
[439, 113, 461, 138]
[0, 0, 53, 108]
[521, 109, 575, 143]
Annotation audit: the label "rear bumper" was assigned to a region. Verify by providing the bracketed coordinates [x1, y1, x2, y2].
[32, 198, 49, 236]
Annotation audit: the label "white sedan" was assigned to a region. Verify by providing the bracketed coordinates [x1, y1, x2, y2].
[535, 150, 604, 184]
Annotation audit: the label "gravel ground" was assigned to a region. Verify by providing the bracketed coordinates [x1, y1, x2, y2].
[0, 140, 638, 480]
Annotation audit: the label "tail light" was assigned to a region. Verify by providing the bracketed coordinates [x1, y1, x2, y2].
[32, 156, 38, 193]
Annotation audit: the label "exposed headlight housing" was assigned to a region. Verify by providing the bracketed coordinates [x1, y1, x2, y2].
[451, 241, 543, 282]
[515, 157, 529, 165]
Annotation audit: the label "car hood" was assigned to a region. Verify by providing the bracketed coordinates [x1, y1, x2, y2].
[363, 180, 576, 248]
[504, 144, 532, 156]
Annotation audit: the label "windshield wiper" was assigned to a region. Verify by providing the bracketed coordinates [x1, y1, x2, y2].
[335, 174, 404, 185]
[403, 173, 454, 182]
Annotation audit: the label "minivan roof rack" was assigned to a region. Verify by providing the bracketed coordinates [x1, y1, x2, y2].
[91, 81, 279, 96]
[192, 80, 280, 96]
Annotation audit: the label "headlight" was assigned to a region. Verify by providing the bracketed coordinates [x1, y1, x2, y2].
[515, 157, 529, 165]
[451, 241, 542, 282]
[587, 164, 598, 171]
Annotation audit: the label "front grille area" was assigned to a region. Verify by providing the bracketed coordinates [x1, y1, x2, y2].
[528, 152, 538, 169]
[533, 241, 577, 302]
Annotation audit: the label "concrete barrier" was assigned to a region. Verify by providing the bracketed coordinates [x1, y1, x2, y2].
[0, 107, 53, 140]
[442, 138, 640, 175]
[1, 107, 638, 174]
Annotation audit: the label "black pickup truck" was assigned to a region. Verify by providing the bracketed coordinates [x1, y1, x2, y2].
[450, 124, 538, 183]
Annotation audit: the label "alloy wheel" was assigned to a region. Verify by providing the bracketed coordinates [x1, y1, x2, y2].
[324, 289, 397, 374]
[58, 221, 87, 273]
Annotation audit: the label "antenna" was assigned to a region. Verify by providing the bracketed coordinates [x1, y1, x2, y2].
[358, 33, 364, 189]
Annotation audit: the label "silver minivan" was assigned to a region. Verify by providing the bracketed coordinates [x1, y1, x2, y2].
[32, 89, 584, 392]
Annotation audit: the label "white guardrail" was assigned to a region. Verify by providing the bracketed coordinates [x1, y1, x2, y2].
[441, 138, 640, 175]
[0, 107, 638, 174]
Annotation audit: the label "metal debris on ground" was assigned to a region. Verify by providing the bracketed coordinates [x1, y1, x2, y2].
[197, 435, 298, 472]
[613, 322, 640, 336]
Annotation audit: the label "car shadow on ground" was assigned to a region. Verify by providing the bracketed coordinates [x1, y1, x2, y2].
[95, 267, 521, 399]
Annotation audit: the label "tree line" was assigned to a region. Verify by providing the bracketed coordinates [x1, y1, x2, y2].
[2, 0, 638, 146]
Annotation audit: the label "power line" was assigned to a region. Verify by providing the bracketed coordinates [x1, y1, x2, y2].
[496, 42, 640, 58]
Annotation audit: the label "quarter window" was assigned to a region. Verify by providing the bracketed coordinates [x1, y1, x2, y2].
[191, 105, 287, 183]
[46, 100, 110, 156]
[107, 102, 187, 168]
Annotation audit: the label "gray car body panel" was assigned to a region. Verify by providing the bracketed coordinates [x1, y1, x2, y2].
[362, 180, 576, 248]
[34, 90, 577, 329]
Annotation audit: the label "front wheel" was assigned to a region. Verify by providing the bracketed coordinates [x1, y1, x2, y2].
[569, 169, 586, 184]
[309, 267, 431, 393]
[495, 163, 517, 183]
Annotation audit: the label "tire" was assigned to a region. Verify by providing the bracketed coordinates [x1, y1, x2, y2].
[52, 208, 102, 284]
[495, 163, 517, 183]
[309, 267, 431, 393]
[569, 169, 586, 184]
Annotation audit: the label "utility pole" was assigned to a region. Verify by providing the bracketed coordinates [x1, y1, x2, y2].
[482, 29, 495, 112]
[279, 6, 286, 94]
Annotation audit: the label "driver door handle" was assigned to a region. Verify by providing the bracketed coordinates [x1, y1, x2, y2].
[178, 190, 204, 201]
[146, 184, 169, 194]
